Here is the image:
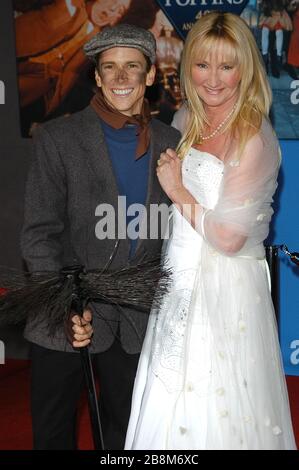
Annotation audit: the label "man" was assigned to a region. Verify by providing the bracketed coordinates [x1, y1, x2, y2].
[21, 23, 180, 450]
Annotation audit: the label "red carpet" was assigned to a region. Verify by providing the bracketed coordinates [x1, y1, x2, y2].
[0, 359, 93, 450]
[0, 359, 298, 450]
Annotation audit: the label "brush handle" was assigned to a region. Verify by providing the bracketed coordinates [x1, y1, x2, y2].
[71, 290, 105, 451]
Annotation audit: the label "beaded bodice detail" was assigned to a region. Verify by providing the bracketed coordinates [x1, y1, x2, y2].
[150, 149, 224, 392]
[182, 148, 224, 210]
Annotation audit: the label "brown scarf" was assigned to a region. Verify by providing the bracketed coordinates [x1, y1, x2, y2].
[91, 89, 151, 159]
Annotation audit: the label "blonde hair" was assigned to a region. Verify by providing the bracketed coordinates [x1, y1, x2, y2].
[177, 12, 272, 159]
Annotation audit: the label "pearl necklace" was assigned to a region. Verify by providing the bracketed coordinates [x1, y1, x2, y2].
[197, 104, 236, 144]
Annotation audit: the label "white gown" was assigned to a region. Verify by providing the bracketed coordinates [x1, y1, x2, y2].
[125, 146, 296, 450]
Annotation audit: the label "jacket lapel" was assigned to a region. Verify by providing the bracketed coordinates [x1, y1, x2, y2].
[77, 106, 130, 263]
[80, 106, 119, 208]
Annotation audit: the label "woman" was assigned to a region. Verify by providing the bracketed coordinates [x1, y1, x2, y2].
[124, 12, 296, 450]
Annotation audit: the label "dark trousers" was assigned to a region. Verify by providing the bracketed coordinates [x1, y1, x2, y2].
[30, 339, 139, 450]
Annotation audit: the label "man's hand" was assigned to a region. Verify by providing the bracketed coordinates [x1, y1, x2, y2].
[71, 309, 93, 348]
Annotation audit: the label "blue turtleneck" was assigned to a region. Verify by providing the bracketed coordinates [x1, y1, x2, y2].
[100, 119, 150, 258]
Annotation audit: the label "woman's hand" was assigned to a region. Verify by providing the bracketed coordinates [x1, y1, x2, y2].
[71, 309, 93, 348]
[156, 148, 183, 200]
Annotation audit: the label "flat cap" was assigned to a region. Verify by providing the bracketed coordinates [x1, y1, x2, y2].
[83, 23, 156, 65]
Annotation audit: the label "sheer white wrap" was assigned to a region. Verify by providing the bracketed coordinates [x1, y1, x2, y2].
[171, 101, 190, 134]
[200, 123, 280, 257]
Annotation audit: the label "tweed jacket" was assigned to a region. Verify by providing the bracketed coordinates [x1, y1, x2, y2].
[21, 105, 181, 354]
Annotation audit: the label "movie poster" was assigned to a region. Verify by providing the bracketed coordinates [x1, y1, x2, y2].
[13, 0, 299, 138]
